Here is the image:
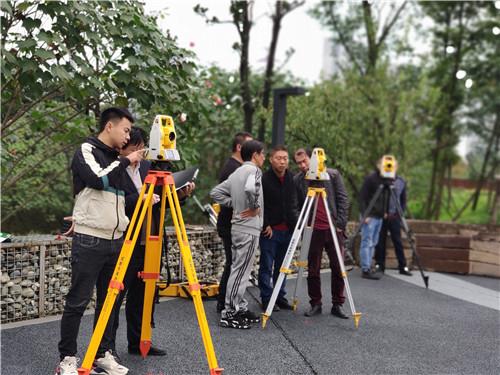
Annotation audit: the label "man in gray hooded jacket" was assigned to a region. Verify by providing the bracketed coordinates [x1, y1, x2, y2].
[210, 140, 265, 329]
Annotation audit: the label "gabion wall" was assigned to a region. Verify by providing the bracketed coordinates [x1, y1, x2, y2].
[1, 227, 334, 324]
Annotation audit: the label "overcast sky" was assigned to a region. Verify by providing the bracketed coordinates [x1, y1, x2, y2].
[143, 0, 471, 157]
[144, 0, 327, 84]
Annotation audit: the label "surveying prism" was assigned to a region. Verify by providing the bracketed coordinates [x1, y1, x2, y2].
[261, 148, 362, 329]
[78, 115, 223, 375]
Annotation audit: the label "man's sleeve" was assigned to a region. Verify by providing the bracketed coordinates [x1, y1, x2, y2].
[332, 171, 349, 230]
[210, 179, 232, 208]
[294, 175, 305, 212]
[288, 176, 299, 228]
[244, 168, 262, 209]
[72, 143, 130, 190]
[359, 176, 370, 215]
[400, 179, 407, 213]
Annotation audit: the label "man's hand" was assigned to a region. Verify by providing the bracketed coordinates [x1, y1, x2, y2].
[262, 226, 273, 238]
[240, 207, 260, 218]
[178, 182, 195, 199]
[364, 217, 371, 224]
[142, 193, 160, 204]
[62, 216, 75, 236]
[126, 149, 145, 165]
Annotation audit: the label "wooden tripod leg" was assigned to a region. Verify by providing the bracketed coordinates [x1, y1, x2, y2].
[78, 182, 155, 375]
[139, 178, 168, 358]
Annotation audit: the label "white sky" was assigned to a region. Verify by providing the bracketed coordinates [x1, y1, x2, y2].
[144, 0, 327, 84]
[143, 0, 470, 158]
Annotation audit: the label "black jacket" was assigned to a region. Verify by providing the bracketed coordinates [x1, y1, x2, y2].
[262, 168, 298, 231]
[216, 157, 242, 236]
[359, 171, 389, 218]
[71, 136, 131, 239]
[293, 168, 349, 231]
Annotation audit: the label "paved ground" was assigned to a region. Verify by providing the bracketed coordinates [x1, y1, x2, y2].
[1, 269, 499, 375]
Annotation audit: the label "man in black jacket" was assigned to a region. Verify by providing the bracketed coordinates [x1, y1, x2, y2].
[374, 159, 412, 276]
[258, 145, 298, 311]
[57, 108, 143, 375]
[216, 131, 253, 313]
[293, 148, 350, 319]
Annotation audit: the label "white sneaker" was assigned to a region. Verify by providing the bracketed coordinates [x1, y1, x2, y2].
[55, 356, 79, 375]
[93, 351, 128, 375]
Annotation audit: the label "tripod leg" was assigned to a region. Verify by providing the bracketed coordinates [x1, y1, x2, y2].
[291, 195, 320, 311]
[166, 182, 223, 375]
[389, 187, 429, 288]
[78, 182, 156, 375]
[139, 181, 167, 357]
[322, 194, 362, 329]
[346, 184, 385, 260]
[262, 194, 315, 328]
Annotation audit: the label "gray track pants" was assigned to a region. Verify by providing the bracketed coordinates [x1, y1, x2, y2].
[222, 230, 259, 318]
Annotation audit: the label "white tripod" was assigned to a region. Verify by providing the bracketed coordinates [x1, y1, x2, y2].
[261, 149, 362, 329]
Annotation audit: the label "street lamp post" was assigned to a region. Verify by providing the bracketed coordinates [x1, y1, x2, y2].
[271, 86, 306, 147]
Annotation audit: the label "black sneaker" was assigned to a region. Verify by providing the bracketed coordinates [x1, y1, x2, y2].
[216, 301, 225, 313]
[276, 299, 293, 310]
[238, 310, 260, 323]
[375, 264, 385, 274]
[261, 301, 280, 312]
[399, 267, 412, 276]
[220, 314, 251, 329]
[362, 270, 381, 280]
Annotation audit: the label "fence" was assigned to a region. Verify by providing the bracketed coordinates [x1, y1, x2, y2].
[1, 226, 333, 324]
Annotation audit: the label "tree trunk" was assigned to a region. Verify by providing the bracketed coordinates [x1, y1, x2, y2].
[237, 2, 254, 133]
[258, 1, 283, 141]
[472, 110, 499, 210]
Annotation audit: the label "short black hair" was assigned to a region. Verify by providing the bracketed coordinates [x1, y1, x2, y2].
[241, 140, 264, 162]
[294, 147, 312, 161]
[124, 126, 147, 148]
[99, 107, 135, 132]
[270, 145, 288, 157]
[232, 131, 253, 152]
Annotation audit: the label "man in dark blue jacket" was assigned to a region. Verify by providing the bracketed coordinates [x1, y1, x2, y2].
[57, 108, 143, 375]
[259, 145, 298, 311]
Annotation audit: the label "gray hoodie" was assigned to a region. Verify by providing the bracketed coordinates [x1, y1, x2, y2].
[210, 161, 264, 236]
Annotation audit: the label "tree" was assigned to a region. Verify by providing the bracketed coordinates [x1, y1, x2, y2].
[286, 66, 438, 217]
[1, 0, 200, 232]
[310, 0, 408, 76]
[195, 1, 303, 138]
[418, 1, 493, 220]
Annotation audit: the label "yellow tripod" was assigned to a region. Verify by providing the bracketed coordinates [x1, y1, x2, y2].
[78, 169, 223, 375]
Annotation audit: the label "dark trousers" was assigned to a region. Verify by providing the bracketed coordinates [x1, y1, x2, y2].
[110, 245, 146, 352]
[307, 229, 345, 306]
[258, 229, 291, 304]
[217, 234, 232, 306]
[375, 217, 407, 271]
[58, 233, 122, 359]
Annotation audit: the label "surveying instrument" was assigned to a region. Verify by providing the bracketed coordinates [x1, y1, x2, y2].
[346, 155, 429, 288]
[261, 148, 362, 329]
[78, 115, 223, 375]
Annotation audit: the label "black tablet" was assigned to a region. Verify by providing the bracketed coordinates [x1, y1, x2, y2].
[173, 166, 199, 191]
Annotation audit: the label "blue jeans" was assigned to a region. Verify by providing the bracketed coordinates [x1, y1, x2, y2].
[360, 217, 383, 271]
[258, 229, 292, 303]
